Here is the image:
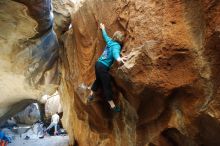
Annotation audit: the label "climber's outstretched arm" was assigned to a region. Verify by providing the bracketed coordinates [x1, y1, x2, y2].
[100, 23, 112, 44]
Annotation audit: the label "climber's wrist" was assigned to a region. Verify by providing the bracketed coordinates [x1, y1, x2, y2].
[117, 57, 124, 65]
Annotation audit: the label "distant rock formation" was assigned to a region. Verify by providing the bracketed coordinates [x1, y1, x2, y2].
[0, 0, 62, 125]
[14, 103, 41, 125]
[45, 91, 63, 117]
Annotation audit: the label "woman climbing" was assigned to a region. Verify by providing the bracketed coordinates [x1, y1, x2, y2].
[88, 23, 127, 112]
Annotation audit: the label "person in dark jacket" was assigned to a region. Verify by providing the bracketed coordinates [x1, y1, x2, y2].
[88, 23, 127, 112]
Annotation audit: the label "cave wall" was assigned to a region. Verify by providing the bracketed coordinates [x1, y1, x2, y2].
[60, 0, 220, 146]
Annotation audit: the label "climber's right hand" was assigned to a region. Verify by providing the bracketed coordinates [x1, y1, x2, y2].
[122, 56, 128, 62]
[117, 56, 128, 65]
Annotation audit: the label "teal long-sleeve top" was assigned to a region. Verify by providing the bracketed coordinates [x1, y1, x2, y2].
[98, 29, 121, 68]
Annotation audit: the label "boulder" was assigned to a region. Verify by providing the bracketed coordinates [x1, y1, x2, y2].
[14, 103, 41, 125]
[45, 91, 63, 117]
[59, 0, 220, 145]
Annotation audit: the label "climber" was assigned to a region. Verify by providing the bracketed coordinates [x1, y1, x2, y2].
[44, 112, 60, 136]
[88, 23, 127, 112]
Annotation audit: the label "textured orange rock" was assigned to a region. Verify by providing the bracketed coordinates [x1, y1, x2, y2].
[60, 0, 220, 146]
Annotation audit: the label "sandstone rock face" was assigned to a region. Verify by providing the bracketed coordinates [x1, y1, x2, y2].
[60, 0, 220, 145]
[0, 0, 60, 124]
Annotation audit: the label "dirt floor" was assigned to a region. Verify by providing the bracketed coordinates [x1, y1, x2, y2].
[8, 135, 69, 146]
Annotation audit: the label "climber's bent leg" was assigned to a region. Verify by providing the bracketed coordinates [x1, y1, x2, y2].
[89, 62, 102, 101]
[98, 63, 113, 101]
[96, 62, 121, 112]
[91, 62, 102, 92]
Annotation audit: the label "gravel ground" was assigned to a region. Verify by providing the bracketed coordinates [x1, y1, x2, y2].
[8, 135, 69, 146]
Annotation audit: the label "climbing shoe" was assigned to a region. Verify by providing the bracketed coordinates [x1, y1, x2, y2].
[112, 106, 121, 113]
[87, 95, 94, 102]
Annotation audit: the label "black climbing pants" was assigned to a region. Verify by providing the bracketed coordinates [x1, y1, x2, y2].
[91, 61, 113, 101]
